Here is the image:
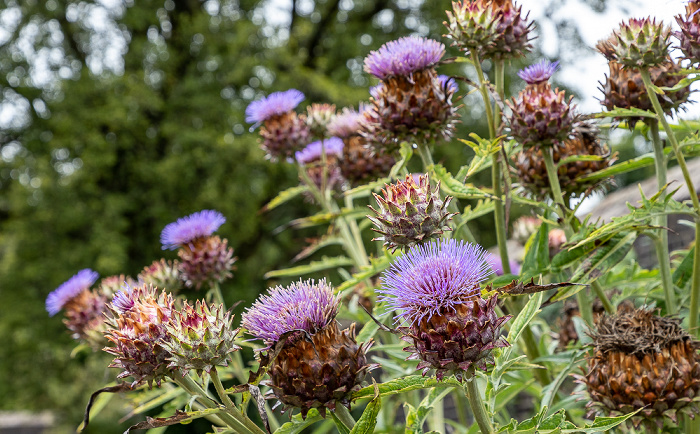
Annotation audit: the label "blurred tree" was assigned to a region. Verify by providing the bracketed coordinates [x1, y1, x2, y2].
[0, 0, 619, 432]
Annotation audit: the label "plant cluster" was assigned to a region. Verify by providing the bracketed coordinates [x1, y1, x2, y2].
[47, 1, 700, 432]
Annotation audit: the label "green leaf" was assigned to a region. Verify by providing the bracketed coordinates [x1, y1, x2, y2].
[556, 154, 605, 168]
[344, 177, 391, 199]
[521, 222, 549, 278]
[352, 375, 462, 401]
[331, 412, 351, 434]
[570, 231, 637, 283]
[404, 387, 453, 434]
[594, 107, 656, 120]
[264, 256, 354, 279]
[261, 185, 309, 212]
[505, 291, 544, 352]
[541, 350, 586, 411]
[350, 384, 382, 434]
[460, 199, 496, 223]
[577, 152, 657, 182]
[335, 255, 392, 294]
[673, 246, 694, 290]
[560, 410, 642, 433]
[550, 243, 591, 274]
[430, 164, 495, 200]
[275, 409, 323, 434]
[389, 142, 414, 178]
[284, 207, 368, 230]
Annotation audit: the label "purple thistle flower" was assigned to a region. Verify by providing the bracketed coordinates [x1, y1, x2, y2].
[245, 89, 305, 124]
[369, 83, 384, 100]
[438, 75, 459, 94]
[378, 239, 492, 325]
[486, 253, 521, 276]
[295, 137, 344, 164]
[111, 286, 135, 314]
[160, 210, 226, 250]
[364, 36, 445, 80]
[241, 279, 339, 346]
[517, 59, 559, 85]
[327, 107, 366, 138]
[46, 269, 99, 316]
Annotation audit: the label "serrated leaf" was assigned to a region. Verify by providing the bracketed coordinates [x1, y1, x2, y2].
[124, 409, 222, 432]
[264, 256, 354, 279]
[275, 409, 323, 434]
[550, 243, 591, 274]
[430, 163, 495, 200]
[570, 232, 637, 283]
[281, 207, 368, 231]
[335, 255, 391, 294]
[521, 221, 549, 278]
[405, 387, 453, 434]
[560, 410, 642, 433]
[595, 107, 656, 120]
[261, 185, 309, 212]
[351, 375, 461, 401]
[460, 199, 496, 223]
[673, 246, 694, 290]
[503, 291, 544, 360]
[350, 383, 381, 434]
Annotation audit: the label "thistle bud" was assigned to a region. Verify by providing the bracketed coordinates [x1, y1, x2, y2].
[104, 284, 175, 388]
[379, 239, 511, 381]
[507, 60, 574, 148]
[295, 137, 346, 193]
[362, 36, 459, 152]
[161, 210, 236, 290]
[305, 103, 336, 138]
[163, 300, 240, 376]
[575, 308, 700, 429]
[241, 279, 375, 418]
[98, 274, 137, 297]
[599, 18, 671, 69]
[246, 89, 310, 161]
[138, 259, 183, 293]
[675, 1, 700, 63]
[368, 174, 456, 252]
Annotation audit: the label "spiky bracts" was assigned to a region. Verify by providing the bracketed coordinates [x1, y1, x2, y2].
[242, 279, 373, 418]
[598, 57, 689, 126]
[507, 60, 574, 149]
[514, 122, 616, 199]
[46, 269, 99, 316]
[598, 18, 671, 69]
[362, 37, 459, 152]
[575, 308, 700, 429]
[368, 174, 455, 252]
[138, 259, 183, 293]
[676, 1, 700, 63]
[305, 103, 336, 138]
[62, 289, 109, 346]
[246, 89, 310, 161]
[103, 285, 175, 388]
[380, 239, 511, 380]
[444, 0, 533, 60]
[163, 300, 240, 376]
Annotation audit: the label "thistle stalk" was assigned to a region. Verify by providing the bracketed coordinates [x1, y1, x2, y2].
[464, 368, 495, 434]
[333, 404, 356, 430]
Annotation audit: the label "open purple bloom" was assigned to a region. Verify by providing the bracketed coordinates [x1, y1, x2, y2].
[364, 36, 445, 79]
[160, 210, 226, 250]
[517, 59, 559, 85]
[295, 137, 344, 164]
[438, 75, 459, 94]
[46, 269, 99, 316]
[111, 286, 135, 314]
[378, 239, 492, 325]
[241, 279, 339, 346]
[245, 89, 305, 124]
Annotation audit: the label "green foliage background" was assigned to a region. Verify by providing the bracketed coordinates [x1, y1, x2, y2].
[0, 0, 617, 432]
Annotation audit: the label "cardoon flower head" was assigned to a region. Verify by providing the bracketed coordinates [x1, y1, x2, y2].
[104, 284, 175, 388]
[245, 89, 305, 124]
[362, 38, 458, 152]
[242, 279, 374, 418]
[363, 36, 445, 80]
[380, 239, 511, 380]
[161, 210, 235, 289]
[98, 274, 136, 297]
[46, 269, 99, 316]
[327, 107, 366, 138]
[137, 259, 183, 293]
[517, 59, 558, 85]
[676, 1, 700, 63]
[305, 103, 336, 137]
[246, 89, 310, 161]
[599, 18, 671, 69]
[295, 137, 344, 164]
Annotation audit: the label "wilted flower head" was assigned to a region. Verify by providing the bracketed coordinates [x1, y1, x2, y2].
[245, 89, 305, 124]
[161, 210, 226, 250]
[295, 137, 345, 164]
[363, 36, 445, 79]
[46, 269, 99, 316]
[517, 59, 558, 85]
[379, 239, 491, 324]
[242, 279, 339, 346]
[380, 239, 511, 380]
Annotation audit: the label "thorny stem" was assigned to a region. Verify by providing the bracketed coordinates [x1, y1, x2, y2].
[641, 68, 699, 320]
[464, 369, 495, 434]
[647, 120, 677, 315]
[333, 404, 356, 430]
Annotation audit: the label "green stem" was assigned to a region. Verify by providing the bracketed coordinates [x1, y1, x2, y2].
[210, 281, 226, 309]
[648, 120, 677, 315]
[687, 415, 700, 434]
[471, 52, 496, 140]
[521, 325, 551, 386]
[333, 404, 356, 430]
[591, 280, 615, 314]
[691, 220, 700, 337]
[641, 68, 700, 319]
[491, 60, 511, 274]
[464, 369, 495, 434]
[210, 368, 236, 412]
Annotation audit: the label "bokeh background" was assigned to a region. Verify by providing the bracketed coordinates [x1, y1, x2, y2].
[0, 0, 690, 432]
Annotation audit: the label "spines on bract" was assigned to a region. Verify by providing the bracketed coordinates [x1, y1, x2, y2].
[305, 103, 337, 138]
[575, 307, 700, 430]
[178, 235, 236, 290]
[138, 259, 183, 293]
[103, 284, 175, 388]
[599, 18, 671, 69]
[675, 1, 700, 63]
[368, 174, 456, 252]
[162, 300, 240, 376]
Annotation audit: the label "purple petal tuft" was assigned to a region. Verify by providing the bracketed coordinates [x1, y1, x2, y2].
[160, 210, 226, 250]
[241, 279, 339, 345]
[245, 89, 305, 124]
[295, 137, 344, 164]
[438, 75, 458, 94]
[364, 36, 445, 79]
[378, 239, 492, 325]
[517, 59, 559, 85]
[46, 269, 99, 316]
